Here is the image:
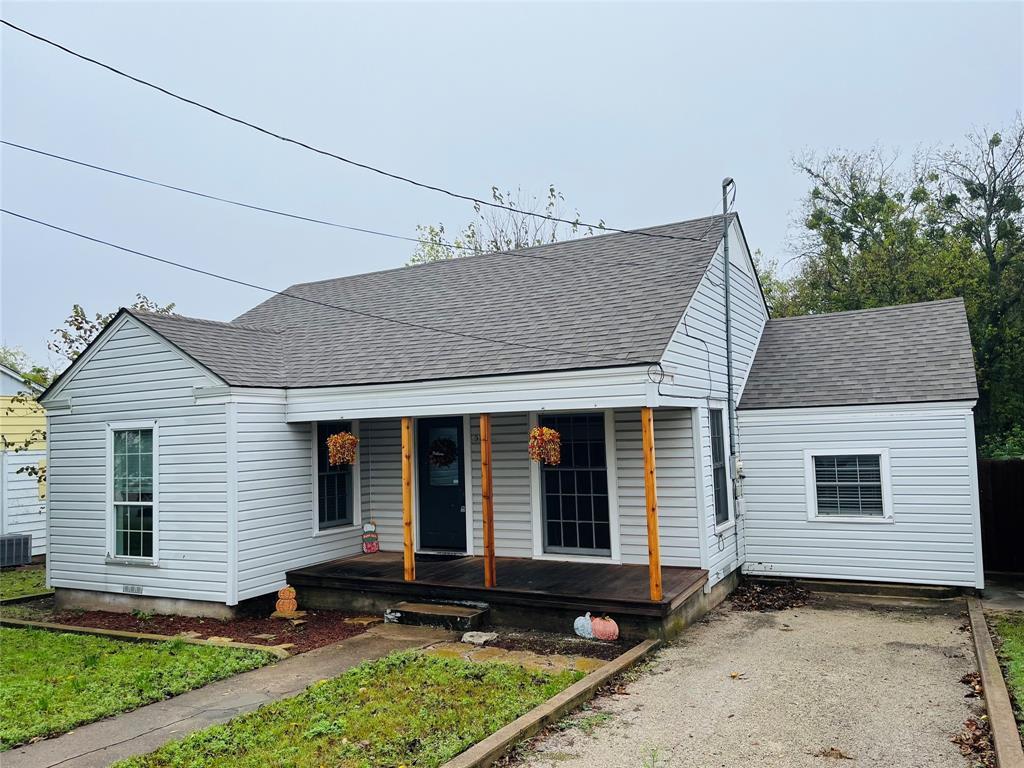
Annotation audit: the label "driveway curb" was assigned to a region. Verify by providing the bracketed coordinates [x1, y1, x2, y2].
[0, 616, 292, 658]
[441, 638, 660, 768]
[967, 596, 1024, 768]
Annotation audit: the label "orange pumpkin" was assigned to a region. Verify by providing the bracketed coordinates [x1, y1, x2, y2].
[276, 597, 298, 612]
[591, 615, 619, 641]
[278, 586, 296, 600]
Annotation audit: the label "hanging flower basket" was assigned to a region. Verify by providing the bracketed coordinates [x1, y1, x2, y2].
[528, 426, 561, 465]
[428, 437, 458, 468]
[326, 431, 359, 465]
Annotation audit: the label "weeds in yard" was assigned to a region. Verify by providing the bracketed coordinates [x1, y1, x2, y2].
[114, 652, 583, 768]
[991, 612, 1024, 739]
[0, 565, 50, 600]
[0, 627, 273, 749]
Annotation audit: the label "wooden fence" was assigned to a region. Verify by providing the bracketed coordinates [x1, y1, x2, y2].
[978, 458, 1024, 574]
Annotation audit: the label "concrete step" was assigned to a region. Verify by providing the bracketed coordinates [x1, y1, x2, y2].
[384, 601, 489, 631]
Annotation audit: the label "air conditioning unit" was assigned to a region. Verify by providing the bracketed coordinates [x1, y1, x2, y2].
[0, 534, 32, 567]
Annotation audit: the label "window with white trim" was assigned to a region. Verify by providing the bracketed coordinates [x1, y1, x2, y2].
[709, 410, 730, 527]
[112, 427, 155, 558]
[812, 454, 884, 517]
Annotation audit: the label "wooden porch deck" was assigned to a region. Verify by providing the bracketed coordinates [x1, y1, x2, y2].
[288, 552, 708, 619]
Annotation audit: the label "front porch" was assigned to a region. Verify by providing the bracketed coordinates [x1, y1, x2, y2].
[288, 551, 711, 639]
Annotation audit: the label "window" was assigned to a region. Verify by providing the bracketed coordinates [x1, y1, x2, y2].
[540, 413, 611, 555]
[112, 427, 155, 559]
[812, 454, 885, 517]
[710, 409, 730, 527]
[315, 421, 354, 530]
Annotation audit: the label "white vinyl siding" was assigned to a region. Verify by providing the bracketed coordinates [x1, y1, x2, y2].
[659, 219, 767, 403]
[614, 408, 702, 568]
[46, 316, 230, 602]
[739, 405, 981, 588]
[235, 401, 362, 602]
[470, 413, 533, 558]
[1, 449, 47, 555]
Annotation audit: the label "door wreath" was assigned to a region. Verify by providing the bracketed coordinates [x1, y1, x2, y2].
[428, 436, 458, 467]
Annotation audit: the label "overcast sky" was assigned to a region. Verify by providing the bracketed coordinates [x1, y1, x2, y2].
[2, 1, 1021, 369]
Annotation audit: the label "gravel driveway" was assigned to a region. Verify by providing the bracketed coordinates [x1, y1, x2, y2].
[519, 595, 979, 768]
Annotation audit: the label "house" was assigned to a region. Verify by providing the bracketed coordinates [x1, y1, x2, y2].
[36, 213, 982, 635]
[1, 364, 47, 557]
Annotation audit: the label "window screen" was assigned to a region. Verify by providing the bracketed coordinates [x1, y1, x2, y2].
[317, 421, 354, 529]
[113, 428, 154, 558]
[540, 413, 611, 555]
[813, 454, 884, 516]
[710, 410, 730, 526]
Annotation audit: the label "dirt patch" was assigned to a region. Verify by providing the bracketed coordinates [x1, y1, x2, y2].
[14, 606, 375, 654]
[729, 580, 813, 612]
[487, 629, 630, 661]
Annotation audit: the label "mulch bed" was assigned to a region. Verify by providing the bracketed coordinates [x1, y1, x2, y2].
[487, 629, 629, 661]
[40, 608, 376, 654]
[729, 580, 813, 612]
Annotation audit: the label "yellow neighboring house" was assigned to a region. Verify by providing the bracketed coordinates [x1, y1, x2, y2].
[1, 363, 47, 556]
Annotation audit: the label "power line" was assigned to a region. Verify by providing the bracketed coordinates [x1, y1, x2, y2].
[0, 208, 644, 366]
[0, 139, 493, 257]
[1, 18, 718, 245]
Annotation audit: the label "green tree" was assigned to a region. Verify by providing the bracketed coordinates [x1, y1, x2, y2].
[770, 118, 1023, 454]
[0, 346, 50, 386]
[409, 185, 604, 264]
[49, 294, 175, 364]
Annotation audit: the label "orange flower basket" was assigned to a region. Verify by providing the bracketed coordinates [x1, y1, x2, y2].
[326, 432, 359, 465]
[528, 426, 561, 465]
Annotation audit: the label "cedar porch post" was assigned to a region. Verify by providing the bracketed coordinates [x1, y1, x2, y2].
[480, 413, 496, 587]
[641, 406, 663, 601]
[401, 416, 415, 581]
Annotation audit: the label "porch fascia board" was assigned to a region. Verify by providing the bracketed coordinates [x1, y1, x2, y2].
[282, 365, 692, 422]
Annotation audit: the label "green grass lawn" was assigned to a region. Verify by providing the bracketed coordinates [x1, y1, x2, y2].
[115, 652, 584, 768]
[0, 627, 274, 750]
[993, 612, 1024, 738]
[0, 565, 50, 600]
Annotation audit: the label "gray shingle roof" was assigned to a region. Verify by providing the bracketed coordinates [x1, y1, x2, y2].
[739, 298, 978, 410]
[129, 215, 729, 388]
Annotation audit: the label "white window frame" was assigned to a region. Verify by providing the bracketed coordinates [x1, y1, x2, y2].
[106, 420, 160, 565]
[709, 406, 735, 534]
[803, 447, 893, 523]
[311, 420, 362, 536]
[529, 409, 622, 564]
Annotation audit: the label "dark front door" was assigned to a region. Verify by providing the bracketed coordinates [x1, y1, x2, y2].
[417, 417, 467, 552]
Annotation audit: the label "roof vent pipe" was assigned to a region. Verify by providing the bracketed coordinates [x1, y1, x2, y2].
[721, 178, 739, 488]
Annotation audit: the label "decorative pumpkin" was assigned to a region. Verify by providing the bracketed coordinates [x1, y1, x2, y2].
[428, 437, 458, 467]
[362, 521, 379, 554]
[275, 585, 298, 613]
[573, 612, 594, 639]
[327, 432, 359, 465]
[528, 427, 561, 465]
[591, 615, 619, 641]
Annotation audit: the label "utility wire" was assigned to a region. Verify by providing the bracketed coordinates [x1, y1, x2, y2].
[0, 208, 642, 366]
[1, 18, 719, 245]
[0, 139, 491, 257]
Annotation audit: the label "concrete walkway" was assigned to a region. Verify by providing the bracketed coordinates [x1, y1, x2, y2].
[5, 623, 454, 768]
[520, 595, 978, 768]
[982, 574, 1024, 613]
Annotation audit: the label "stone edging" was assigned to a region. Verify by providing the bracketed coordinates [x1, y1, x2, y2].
[967, 596, 1024, 768]
[441, 638, 660, 768]
[0, 591, 54, 605]
[0, 616, 292, 659]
